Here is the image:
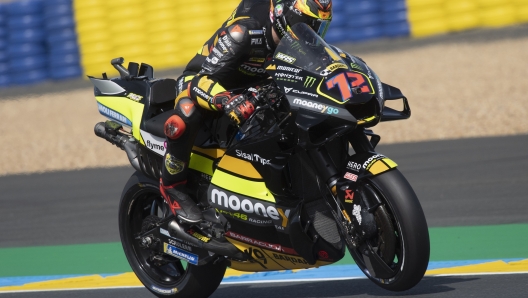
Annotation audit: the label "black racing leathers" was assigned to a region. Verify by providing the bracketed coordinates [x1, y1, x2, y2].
[184, 0, 275, 111]
[161, 0, 276, 188]
[161, 0, 360, 195]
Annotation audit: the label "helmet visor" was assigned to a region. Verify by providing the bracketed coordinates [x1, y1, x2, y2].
[285, 9, 331, 38]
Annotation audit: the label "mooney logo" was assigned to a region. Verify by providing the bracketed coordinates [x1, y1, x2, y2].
[304, 76, 316, 88]
[210, 189, 290, 226]
[240, 64, 266, 74]
[292, 98, 339, 115]
[362, 154, 385, 169]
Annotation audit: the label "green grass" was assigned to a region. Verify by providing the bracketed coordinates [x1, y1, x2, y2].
[1, 224, 527, 277]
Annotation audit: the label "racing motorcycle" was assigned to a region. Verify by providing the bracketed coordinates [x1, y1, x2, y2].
[91, 23, 429, 297]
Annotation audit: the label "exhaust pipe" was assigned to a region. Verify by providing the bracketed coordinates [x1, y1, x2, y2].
[94, 122, 141, 173]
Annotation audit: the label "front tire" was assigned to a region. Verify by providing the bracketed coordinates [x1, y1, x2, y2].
[348, 169, 430, 291]
[118, 172, 226, 297]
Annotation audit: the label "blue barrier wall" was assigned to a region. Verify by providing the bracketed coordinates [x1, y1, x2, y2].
[326, 0, 410, 44]
[1, 0, 527, 88]
[0, 0, 80, 87]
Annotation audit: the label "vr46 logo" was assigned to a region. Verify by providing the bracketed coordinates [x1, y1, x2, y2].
[275, 52, 296, 64]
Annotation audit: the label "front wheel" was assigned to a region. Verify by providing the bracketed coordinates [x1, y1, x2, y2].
[118, 172, 226, 297]
[347, 169, 430, 291]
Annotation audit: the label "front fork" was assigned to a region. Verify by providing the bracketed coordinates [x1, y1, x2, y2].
[305, 128, 387, 244]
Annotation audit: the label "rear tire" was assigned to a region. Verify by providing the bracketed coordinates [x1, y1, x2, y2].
[348, 169, 430, 291]
[119, 172, 226, 297]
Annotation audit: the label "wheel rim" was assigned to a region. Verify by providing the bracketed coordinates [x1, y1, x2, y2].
[125, 188, 189, 285]
[346, 181, 405, 283]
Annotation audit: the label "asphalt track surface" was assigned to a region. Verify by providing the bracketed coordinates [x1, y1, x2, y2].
[0, 274, 526, 298]
[1, 134, 527, 248]
[0, 134, 527, 297]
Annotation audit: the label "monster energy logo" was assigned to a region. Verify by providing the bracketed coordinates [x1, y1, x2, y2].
[304, 77, 316, 88]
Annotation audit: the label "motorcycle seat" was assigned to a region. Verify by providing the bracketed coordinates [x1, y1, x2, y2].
[144, 109, 178, 138]
[150, 79, 177, 105]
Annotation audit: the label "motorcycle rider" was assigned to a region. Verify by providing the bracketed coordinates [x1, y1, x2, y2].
[161, 0, 355, 223]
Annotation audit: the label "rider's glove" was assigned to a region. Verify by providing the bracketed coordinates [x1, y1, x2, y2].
[213, 92, 258, 126]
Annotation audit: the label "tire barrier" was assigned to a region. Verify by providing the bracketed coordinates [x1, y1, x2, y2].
[10, 68, 48, 85]
[9, 54, 47, 71]
[44, 0, 81, 80]
[49, 65, 82, 80]
[4, 0, 47, 86]
[0, 76, 9, 87]
[6, 42, 46, 58]
[1, 0, 528, 88]
[0, 50, 6, 62]
[0, 5, 5, 62]
[0, 61, 7, 72]
[8, 28, 46, 43]
[1, 4, 8, 86]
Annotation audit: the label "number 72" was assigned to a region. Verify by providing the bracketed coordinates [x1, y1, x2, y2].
[325, 72, 373, 102]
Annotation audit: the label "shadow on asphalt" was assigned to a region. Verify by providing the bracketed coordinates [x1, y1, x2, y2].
[213, 276, 479, 297]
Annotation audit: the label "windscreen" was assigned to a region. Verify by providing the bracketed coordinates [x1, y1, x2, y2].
[274, 23, 347, 75]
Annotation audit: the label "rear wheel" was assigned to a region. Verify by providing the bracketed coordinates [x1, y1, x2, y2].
[346, 169, 430, 291]
[119, 172, 226, 297]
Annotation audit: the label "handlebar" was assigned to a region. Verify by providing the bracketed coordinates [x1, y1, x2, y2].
[111, 57, 131, 79]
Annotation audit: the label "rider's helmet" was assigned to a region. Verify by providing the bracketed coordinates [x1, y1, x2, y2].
[270, 0, 332, 39]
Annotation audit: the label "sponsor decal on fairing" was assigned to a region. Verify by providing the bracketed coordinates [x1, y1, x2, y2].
[275, 52, 296, 64]
[362, 154, 386, 169]
[97, 103, 132, 126]
[126, 93, 143, 102]
[235, 149, 270, 165]
[209, 189, 290, 227]
[164, 243, 199, 265]
[347, 161, 361, 172]
[140, 130, 167, 156]
[283, 87, 318, 98]
[225, 231, 282, 252]
[344, 172, 358, 182]
[292, 98, 339, 115]
[277, 65, 301, 73]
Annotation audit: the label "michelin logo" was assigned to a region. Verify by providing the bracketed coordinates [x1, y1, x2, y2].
[164, 243, 198, 265]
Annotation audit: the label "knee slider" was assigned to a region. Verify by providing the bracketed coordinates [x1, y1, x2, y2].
[164, 115, 186, 139]
[177, 97, 196, 118]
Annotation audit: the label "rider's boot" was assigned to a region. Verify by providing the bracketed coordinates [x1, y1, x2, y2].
[160, 180, 203, 223]
[160, 91, 203, 223]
